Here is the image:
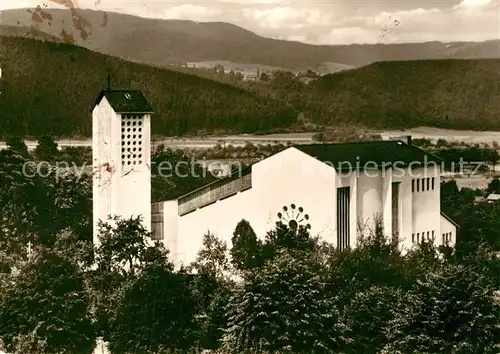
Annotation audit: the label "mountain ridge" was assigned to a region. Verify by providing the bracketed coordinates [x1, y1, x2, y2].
[1, 8, 500, 71]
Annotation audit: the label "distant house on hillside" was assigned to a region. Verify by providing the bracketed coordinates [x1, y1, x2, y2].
[298, 77, 317, 84]
[474, 196, 488, 205]
[474, 193, 500, 204]
[197, 158, 261, 177]
[243, 72, 259, 81]
[486, 193, 500, 203]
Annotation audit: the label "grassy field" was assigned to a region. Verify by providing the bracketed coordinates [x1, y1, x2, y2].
[2, 126, 500, 150]
[2, 127, 500, 192]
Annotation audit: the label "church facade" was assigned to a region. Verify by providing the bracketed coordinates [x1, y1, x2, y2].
[151, 140, 458, 266]
[92, 89, 458, 267]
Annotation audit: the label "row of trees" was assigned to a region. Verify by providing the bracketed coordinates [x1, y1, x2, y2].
[1, 213, 499, 353]
[176, 64, 320, 88]
[22, 134, 500, 171]
[441, 179, 500, 254]
[436, 147, 500, 169]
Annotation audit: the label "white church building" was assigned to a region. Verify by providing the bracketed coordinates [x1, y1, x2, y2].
[91, 89, 458, 267]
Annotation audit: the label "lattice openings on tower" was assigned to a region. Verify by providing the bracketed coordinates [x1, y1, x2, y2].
[121, 114, 144, 166]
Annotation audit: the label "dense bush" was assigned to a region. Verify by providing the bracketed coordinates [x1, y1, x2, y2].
[384, 263, 500, 353]
[0, 247, 95, 354]
[108, 253, 199, 353]
[224, 248, 344, 353]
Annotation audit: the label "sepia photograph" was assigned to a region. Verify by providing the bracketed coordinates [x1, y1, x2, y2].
[0, 0, 499, 353]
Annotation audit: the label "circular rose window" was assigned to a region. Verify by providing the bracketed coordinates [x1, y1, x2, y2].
[276, 204, 311, 230]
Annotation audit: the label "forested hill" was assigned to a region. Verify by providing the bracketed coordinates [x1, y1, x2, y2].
[0, 36, 298, 138]
[278, 59, 500, 131]
[3, 36, 500, 138]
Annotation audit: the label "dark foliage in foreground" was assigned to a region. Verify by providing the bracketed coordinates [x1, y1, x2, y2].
[0, 153, 498, 353]
[0, 247, 95, 354]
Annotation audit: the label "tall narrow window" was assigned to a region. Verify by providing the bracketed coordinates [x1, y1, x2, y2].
[412, 179, 415, 192]
[421, 178, 425, 191]
[412, 233, 415, 243]
[432, 230, 435, 240]
[426, 178, 430, 191]
[417, 232, 420, 242]
[151, 203, 164, 241]
[417, 179, 420, 192]
[432, 177, 435, 190]
[337, 187, 350, 251]
[427, 231, 430, 240]
[442, 233, 446, 245]
[391, 182, 400, 246]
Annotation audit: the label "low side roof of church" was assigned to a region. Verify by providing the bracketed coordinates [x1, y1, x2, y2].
[92, 89, 154, 113]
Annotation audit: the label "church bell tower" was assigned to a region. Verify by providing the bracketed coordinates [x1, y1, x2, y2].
[91, 78, 154, 245]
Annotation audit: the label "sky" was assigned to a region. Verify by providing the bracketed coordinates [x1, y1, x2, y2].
[0, 0, 498, 44]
